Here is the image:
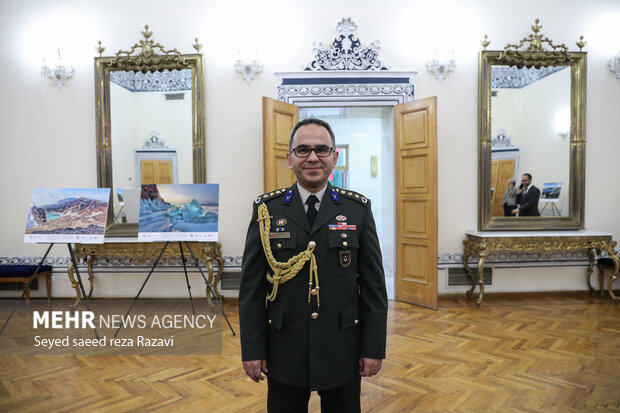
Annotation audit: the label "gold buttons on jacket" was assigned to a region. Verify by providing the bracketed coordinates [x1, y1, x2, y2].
[268, 319, 272, 325]
[353, 319, 359, 325]
[311, 312, 319, 319]
[343, 241, 348, 247]
[277, 243, 282, 249]
[311, 288, 318, 296]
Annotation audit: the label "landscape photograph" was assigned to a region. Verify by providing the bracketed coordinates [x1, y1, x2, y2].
[24, 188, 111, 239]
[138, 184, 219, 241]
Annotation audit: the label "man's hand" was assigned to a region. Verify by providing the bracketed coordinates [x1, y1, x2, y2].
[358, 357, 382, 377]
[243, 360, 267, 383]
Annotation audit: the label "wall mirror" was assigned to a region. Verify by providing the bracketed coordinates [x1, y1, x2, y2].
[478, 19, 586, 231]
[95, 25, 206, 236]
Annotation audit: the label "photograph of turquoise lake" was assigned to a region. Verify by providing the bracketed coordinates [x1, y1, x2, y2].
[138, 184, 219, 241]
[24, 188, 111, 243]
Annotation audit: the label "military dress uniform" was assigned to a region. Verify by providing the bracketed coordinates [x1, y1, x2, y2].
[239, 182, 388, 399]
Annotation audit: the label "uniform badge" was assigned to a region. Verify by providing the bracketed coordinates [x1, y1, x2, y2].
[336, 215, 347, 221]
[339, 250, 351, 268]
[276, 219, 287, 226]
[270, 232, 291, 239]
[330, 187, 340, 202]
[283, 189, 294, 203]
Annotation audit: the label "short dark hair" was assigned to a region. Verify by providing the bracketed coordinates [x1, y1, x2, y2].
[289, 118, 336, 150]
[523, 173, 532, 180]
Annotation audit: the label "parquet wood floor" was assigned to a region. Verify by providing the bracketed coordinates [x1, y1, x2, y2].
[0, 293, 619, 412]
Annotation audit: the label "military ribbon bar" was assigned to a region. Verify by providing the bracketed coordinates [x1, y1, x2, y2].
[328, 225, 357, 230]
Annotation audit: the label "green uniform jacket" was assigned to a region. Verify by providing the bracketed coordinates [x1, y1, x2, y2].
[239, 182, 388, 391]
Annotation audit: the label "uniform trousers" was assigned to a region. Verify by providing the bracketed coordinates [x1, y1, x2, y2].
[267, 376, 361, 413]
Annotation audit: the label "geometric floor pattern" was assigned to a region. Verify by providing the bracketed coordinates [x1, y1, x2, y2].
[0, 293, 618, 412]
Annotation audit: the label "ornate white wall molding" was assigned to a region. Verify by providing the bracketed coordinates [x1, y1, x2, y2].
[110, 69, 192, 92]
[0, 256, 238, 269]
[304, 17, 389, 71]
[276, 71, 416, 105]
[2, 252, 594, 271]
[276, 17, 415, 106]
[438, 251, 591, 266]
[491, 128, 514, 148]
[491, 65, 566, 89]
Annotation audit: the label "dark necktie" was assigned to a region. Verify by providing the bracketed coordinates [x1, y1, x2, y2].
[523, 188, 528, 198]
[306, 195, 319, 226]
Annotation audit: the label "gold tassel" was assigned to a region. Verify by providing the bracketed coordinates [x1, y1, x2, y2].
[257, 203, 320, 307]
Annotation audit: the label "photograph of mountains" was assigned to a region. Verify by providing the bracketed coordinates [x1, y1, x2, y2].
[25, 188, 110, 235]
[138, 184, 219, 236]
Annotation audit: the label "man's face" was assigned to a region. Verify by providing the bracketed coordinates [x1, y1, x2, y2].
[521, 175, 532, 188]
[286, 124, 339, 191]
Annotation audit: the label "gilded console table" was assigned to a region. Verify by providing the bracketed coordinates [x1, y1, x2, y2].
[67, 239, 224, 308]
[463, 231, 619, 306]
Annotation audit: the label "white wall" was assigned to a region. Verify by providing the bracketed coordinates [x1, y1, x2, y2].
[1, 0, 619, 298]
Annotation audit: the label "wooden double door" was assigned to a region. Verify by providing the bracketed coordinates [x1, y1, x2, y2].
[261, 97, 438, 309]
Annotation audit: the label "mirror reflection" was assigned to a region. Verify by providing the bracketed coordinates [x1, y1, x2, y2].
[490, 65, 570, 218]
[109, 69, 194, 223]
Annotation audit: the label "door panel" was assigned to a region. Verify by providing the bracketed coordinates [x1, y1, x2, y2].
[263, 97, 298, 192]
[491, 159, 516, 216]
[140, 160, 173, 184]
[395, 97, 438, 309]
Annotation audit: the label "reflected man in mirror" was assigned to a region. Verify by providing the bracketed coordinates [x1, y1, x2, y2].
[239, 118, 388, 413]
[502, 178, 517, 217]
[512, 173, 541, 216]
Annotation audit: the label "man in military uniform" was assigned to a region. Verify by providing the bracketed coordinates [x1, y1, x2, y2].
[239, 118, 388, 413]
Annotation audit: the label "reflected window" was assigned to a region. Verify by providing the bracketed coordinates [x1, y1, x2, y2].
[329, 145, 349, 189]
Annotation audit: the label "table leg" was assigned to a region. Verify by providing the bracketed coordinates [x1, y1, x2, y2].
[45, 271, 51, 301]
[586, 248, 595, 294]
[606, 254, 620, 304]
[463, 243, 476, 299]
[87, 256, 95, 299]
[204, 260, 215, 308]
[213, 255, 224, 300]
[476, 253, 487, 306]
[66, 262, 82, 309]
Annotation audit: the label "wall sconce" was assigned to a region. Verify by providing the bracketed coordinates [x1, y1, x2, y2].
[554, 107, 570, 139]
[609, 50, 620, 81]
[235, 59, 263, 85]
[41, 49, 74, 88]
[426, 51, 456, 82]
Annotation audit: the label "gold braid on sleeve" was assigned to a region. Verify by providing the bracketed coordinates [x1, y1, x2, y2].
[257, 202, 319, 308]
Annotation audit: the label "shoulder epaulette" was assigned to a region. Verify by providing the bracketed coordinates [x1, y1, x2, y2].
[332, 187, 369, 205]
[254, 188, 289, 204]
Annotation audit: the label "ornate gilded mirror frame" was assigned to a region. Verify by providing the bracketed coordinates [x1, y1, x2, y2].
[478, 19, 587, 231]
[94, 25, 206, 236]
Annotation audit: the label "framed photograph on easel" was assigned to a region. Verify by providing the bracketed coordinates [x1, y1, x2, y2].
[24, 188, 111, 244]
[138, 183, 219, 242]
[540, 182, 563, 216]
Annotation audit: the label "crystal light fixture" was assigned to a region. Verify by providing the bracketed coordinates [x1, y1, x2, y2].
[426, 52, 456, 82]
[235, 59, 263, 85]
[41, 49, 74, 88]
[609, 50, 620, 81]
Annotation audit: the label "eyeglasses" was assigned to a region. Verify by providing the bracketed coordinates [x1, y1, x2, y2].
[290, 145, 334, 158]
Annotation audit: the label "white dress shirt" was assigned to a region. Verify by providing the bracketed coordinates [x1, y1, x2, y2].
[297, 183, 328, 213]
